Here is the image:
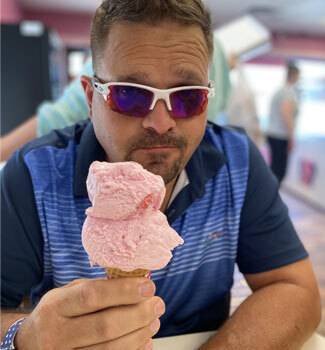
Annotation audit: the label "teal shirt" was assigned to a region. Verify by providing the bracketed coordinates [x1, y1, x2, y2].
[37, 38, 231, 136]
[37, 59, 92, 136]
[207, 38, 231, 123]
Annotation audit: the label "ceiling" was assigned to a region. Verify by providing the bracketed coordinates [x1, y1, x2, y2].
[20, 0, 325, 36]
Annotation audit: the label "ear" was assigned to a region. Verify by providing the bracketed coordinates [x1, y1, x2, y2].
[81, 75, 94, 118]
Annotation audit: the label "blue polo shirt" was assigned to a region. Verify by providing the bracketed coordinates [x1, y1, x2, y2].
[1, 121, 307, 337]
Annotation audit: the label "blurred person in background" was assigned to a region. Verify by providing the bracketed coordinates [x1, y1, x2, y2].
[266, 62, 300, 184]
[225, 55, 264, 147]
[0, 39, 231, 162]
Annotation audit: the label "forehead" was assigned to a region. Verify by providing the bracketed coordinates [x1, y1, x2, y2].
[97, 21, 210, 86]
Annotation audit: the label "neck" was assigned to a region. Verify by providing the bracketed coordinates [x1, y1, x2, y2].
[160, 178, 178, 213]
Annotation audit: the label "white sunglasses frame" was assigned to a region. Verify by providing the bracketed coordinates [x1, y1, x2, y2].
[92, 79, 215, 112]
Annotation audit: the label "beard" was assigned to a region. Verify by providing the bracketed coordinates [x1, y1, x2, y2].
[125, 130, 187, 185]
[128, 150, 183, 184]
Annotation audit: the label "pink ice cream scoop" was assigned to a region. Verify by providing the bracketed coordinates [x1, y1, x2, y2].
[82, 161, 184, 272]
[85, 161, 166, 220]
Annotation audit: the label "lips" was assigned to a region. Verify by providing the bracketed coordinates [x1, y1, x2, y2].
[138, 146, 178, 151]
[145, 145, 176, 148]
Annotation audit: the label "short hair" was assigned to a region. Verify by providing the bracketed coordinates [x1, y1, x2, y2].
[286, 61, 300, 81]
[90, 0, 213, 72]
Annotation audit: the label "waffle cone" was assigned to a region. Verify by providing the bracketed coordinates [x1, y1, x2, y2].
[106, 267, 150, 279]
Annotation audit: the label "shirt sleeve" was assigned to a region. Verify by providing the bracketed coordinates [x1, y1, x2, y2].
[236, 139, 308, 274]
[36, 58, 93, 136]
[1, 151, 43, 308]
[281, 88, 296, 103]
[207, 37, 231, 123]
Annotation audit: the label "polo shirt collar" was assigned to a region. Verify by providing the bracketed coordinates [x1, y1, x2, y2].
[74, 122, 106, 197]
[74, 122, 226, 214]
[165, 123, 226, 223]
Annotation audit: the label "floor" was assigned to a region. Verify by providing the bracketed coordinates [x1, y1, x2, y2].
[230, 189, 325, 335]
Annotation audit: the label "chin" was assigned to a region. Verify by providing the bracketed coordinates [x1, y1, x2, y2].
[146, 160, 182, 185]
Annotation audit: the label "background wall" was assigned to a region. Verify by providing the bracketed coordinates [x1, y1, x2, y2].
[0, 0, 23, 23]
[2, 1, 325, 55]
[272, 34, 325, 59]
[24, 10, 92, 47]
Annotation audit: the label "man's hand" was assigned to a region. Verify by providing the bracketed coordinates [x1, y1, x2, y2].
[15, 277, 164, 350]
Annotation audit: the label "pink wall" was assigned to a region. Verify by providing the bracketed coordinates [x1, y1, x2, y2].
[0, 0, 23, 23]
[24, 10, 92, 47]
[5, 7, 325, 56]
[248, 55, 285, 66]
[248, 34, 325, 65]
[272, 34, 325, 59]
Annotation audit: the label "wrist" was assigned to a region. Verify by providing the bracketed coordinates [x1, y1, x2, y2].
[1, 318, 26, 350]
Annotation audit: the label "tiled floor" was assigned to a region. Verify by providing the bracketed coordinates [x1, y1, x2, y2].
[231, 189, 325, 335]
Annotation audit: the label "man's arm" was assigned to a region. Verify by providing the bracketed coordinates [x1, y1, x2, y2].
[199, 138, 321, 349]
[0, 116, 37, 161]
[280, 100, 295, 150]
[200, 258, 321, 350]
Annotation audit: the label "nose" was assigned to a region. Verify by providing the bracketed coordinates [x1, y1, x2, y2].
[142, 100, 176, 135]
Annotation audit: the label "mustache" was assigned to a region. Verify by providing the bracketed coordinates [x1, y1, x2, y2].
[128, 131, 187, 151]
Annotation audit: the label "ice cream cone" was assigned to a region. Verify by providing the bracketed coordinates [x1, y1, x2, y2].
[106, 267, 150, 279]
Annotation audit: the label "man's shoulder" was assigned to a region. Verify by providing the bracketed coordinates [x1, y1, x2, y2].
[207, 121, 247, 136]
[20, 121, 89, 158]
[199, 122, 250, 179]
[2, 121, 90, 184]
[205, 122, 248, 152]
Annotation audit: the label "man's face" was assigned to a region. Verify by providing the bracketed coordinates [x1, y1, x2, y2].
[83, 21, 210, 185]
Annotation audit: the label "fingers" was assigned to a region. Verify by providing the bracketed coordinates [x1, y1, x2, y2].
[76, 320, 159, 350]
[55, 278, 156, 317]
[29, 278, 162, 349]
[67, 296, 165, 348]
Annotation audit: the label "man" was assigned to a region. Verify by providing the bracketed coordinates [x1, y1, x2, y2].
[1, 1, 320, 350]
[266, 63, 301, 184]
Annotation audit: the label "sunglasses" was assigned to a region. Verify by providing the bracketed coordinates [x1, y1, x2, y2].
[92, 78, 215, 118]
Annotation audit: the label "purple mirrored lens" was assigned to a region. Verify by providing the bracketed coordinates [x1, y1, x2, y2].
[170, 89, 208, 118]
[109, 85, 153, 117]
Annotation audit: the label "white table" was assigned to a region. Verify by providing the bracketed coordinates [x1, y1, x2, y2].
[153, 331, 325, 350]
